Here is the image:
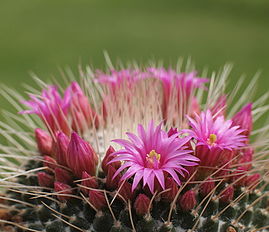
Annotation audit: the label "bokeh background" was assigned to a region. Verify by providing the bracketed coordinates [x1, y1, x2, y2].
[0, 0, 269, 110]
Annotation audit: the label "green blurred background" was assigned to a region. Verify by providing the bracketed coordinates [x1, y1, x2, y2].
[0, 0, 269, 109]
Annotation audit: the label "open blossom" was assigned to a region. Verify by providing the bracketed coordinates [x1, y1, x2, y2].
[21, 85, 71, 135]
[186, 110, 247, 171]
[109, 121, 199, 194]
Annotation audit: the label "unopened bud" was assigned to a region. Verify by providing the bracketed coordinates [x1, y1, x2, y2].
[220, 186, 234, 203]
[54, 181, 72, 202]
[67, 132, 98, 178]
[35, 128, 53, 155]
[118, 181, 133, 201]
[244, 173, 260, 190]
[179, 190, 197, 211]
[199, 178, 215, 197]
[232, 103, 252, 137]
[43, 156, 57, 170]
[89, 190, 106, 210]
[55, 168, 72, 184]
[81, 171, 98, 195]
[55, 131, 69, 167]
[37, 172, 54, 187]
[106, 165, 121, 190]
[134, 194, 151, 216]
[161, 177, 178, 203]
[102, 146, 121, 174]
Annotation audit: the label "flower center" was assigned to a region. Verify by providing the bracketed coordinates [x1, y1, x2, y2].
[207, 133, 217, 146]
[146, 150, 161, 169]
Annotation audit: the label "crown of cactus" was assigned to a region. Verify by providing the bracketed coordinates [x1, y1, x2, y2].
[1, 61, 269, 232]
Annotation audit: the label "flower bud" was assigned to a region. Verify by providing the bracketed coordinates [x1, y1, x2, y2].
[55, 131, 69, 167]
[134, 194, 151, 216]
[118, 181, 133, 201]
[54, 181, 72, 202]
[43, 156, 57, 170]
[67, 132, 98, 178]
[199, 178, 215, 197]
[220, 186, 234, 203]
[232, 103, 252, 137]
[55, 168, 72, 184]
[179, 190, 197, 211]
[106, 165, 121, 190]
[101, 146, 121, 174]
[244, 173, 260, 189]
[35, 128, 53, 155]
[69, 82, 99, 131]
[88, 190, 106, 210]
[161, 177, 178, 203]
[37, 172, 54, 187]
[81, 171, 98, 195]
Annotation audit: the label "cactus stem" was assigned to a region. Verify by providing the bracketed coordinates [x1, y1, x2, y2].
[52, 212, 85, 232]
[191, 190, 216, 231]
[41, 201, 71, 219]
[128, 200, 136, 232]
[0, 219, 42, 232]
[110, 180, 128, 206]
[235, 190, 269, 224]
[80, 192, 98, 212]
[0, 195, 35, 207]
[104, 190, 117, 221]
[167, 170, 197, 223]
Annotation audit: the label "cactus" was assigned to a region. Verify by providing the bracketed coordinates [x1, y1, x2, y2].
[1, 62, 269, 232]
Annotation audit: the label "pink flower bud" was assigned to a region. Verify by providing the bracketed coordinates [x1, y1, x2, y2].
[54, 181, 72, 202]
[179, 190, 197, 211]
[199, 178, 215, 197]
[55, 131, 69, 167]
[101, 146, 121, 174]
[43, 156, 57, 170]
[238, 147, 253, 171]
[220, 186, 234, 203]
[37, 172, 54, 187]
[244, 173, 260, 189]
[106, 165, 121, 190]
[161, 177, 178, 203]
[134, 194, 151, 216]
[81, 171, 98, 195]
[55, 168, 73, 184]
[35, 128, 53, 155]
[88, 190, 106, 210]
[232, 103, 252, 137]
[69, 82, 99, 131]
[118, 181, 133, 201]
[67, 132, 98, 178]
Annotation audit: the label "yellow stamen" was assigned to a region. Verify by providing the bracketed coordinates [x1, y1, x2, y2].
[148, 150, 161, 161]
[208, 134, 217, 145]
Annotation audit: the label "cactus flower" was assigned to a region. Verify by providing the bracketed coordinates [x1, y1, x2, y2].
[110, 121, 199, 194]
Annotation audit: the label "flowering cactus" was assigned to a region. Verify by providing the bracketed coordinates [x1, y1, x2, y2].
[0, 62, 269, 232]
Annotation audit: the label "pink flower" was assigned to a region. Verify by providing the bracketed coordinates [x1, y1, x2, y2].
[110, 121, 199, 194]
[232, 103, 252, 137]
[186, 110, 247, 170]
[147, 68, 208, 119]
[55, 131, 69, 167]
[67, 82, 99, 131]
[21, 85, 71, 135]
[67, 132, 98, 178]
